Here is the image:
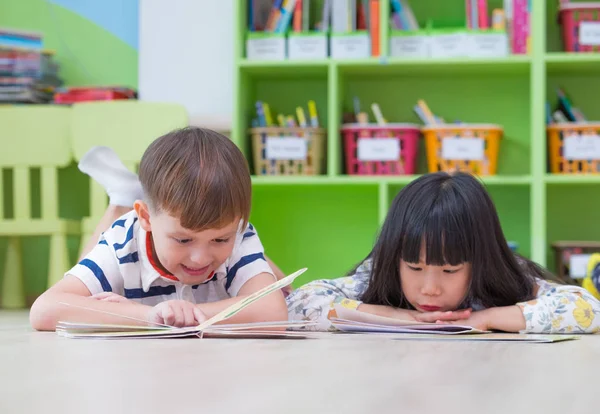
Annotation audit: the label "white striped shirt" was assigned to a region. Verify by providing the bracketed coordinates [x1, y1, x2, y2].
[66, 211, 273, 306]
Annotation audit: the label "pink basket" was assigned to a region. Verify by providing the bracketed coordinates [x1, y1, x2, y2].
[559, 2, 600, 52]
[341, 123, 420, 175]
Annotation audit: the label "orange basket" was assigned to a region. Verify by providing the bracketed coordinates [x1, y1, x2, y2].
[250, 127, 326, 175]
[547, 123, 600, 174]
[422, 124, 503, 175]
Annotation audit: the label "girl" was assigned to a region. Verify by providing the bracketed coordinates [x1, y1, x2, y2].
[287, 172, 600, 334]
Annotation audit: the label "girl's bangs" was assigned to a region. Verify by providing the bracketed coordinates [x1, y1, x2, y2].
[400, 198, 473, 266]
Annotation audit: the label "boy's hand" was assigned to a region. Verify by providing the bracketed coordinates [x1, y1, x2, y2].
[91, 292, 131, 304]
[147, 300, 206, 327]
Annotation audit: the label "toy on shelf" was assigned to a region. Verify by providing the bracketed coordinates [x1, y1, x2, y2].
[582, 253, 600, 300]
[249, 99, 325, 176]
[558, 1, 600, 53]
[341, 98, 420, 176]
[551, 241, 600, 286]
[546, 87, 600, 174]
[415, 100, 503, 176]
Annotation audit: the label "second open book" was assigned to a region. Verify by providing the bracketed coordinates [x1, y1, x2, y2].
[329, 305, 487, 334]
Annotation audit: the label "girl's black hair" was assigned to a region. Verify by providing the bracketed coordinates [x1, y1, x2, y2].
[359, 172, 555, 309]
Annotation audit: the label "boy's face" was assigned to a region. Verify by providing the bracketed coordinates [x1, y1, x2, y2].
[135, 201, 239, 285]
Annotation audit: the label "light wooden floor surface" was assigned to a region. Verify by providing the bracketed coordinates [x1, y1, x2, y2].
[1, 310, 598, 414]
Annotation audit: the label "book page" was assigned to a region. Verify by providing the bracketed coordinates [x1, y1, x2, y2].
[331, 305, 487, 334]
[56, 268, 308, 339]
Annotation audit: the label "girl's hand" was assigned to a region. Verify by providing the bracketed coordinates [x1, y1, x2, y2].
[413, 308, 472, 323]
[148, 300, 206, 327]
[91, 292, 130, 304]
[436, 307, 525, 332]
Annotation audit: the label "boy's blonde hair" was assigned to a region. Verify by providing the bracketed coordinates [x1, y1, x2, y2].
[138, 127, 251, 230]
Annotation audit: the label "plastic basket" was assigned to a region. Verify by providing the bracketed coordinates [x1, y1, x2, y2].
[559, 2, 600, 52]
[422, 124, 503, 175]
[341, 123, 420, 175]
[547, 123, 600, 174]
[250, 127, 326, 175]
[551, 241, 600, 285]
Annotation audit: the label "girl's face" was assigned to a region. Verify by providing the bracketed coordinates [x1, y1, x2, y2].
[400, 249, 472, 312]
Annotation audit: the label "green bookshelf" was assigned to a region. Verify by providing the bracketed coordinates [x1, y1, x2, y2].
[232, 0, 599, 286]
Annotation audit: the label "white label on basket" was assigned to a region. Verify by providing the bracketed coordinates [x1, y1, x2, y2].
[265, 137, 307, 160]
[357, 138, 401, 161]
[570, 254, 592, 279]
[564, 134, 600, 160]
[441, 137, 484, 160]
[579, 22, 600, 46]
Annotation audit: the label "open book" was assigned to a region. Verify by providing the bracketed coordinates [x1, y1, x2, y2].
[329, 306, 579, 343]
[330, 305, 488, 335]
[57, 268, 313, 340]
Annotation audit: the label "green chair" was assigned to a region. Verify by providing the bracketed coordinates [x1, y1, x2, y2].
[0, 106, 80, 308]
[70, 101, 188, 255]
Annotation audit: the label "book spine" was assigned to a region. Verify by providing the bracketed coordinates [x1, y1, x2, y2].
[293, 0, 303, 32]
[512, 0, 528, 54]
[332, 0, 349, 32]
[471, 0, 479, 29]
[303, 0, 310, 31]
[466, 0, 472, 28]
[370, 0, 379, 56]
[478, 0, 489, 29]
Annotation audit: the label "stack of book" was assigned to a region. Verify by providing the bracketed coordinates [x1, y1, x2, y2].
[0, 28, 63, 104]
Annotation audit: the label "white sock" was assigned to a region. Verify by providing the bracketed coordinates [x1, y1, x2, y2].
[78, 146, 144, 207]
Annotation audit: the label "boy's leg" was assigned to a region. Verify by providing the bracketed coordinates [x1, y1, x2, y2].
[77, 146, 144, 260]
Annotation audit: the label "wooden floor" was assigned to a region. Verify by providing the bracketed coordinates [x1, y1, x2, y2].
[1, 310, 598, 414]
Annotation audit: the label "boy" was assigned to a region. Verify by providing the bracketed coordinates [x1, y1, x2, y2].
[30, 127, 288, 330]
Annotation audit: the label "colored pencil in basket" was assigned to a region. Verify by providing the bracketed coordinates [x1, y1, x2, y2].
[413, 105, 429, 125]
[356, 112, 369, 125]
[353, 96, 361, 116]
[255, 101, 267, 127]
[286, 115, 297, 127]
[277, 114, 286, 127]
[371, 103, 386, 125]
[262, 102, 274, 126]
[417, 99, 437, 125]
[308, 100, 319, 127]
[296, 106, 308, 127]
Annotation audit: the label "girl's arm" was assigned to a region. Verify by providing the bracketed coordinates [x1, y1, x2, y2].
[516, 279, 600, 334]
[286, 261, 372, 331]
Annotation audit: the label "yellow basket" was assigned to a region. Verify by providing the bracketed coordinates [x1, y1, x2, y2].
[547, 123, 600, 174]
[250, 127, 326, 175]
[422, 124, 503, 176]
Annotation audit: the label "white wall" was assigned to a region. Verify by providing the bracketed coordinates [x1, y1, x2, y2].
[138, 0, 234, 131]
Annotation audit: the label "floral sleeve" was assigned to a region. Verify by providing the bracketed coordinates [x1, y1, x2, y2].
[517, 279, 600, 334]
[286, 259, 372, 331]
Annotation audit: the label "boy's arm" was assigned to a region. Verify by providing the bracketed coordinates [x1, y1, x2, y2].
[30, 233, 153, 331]
[195, 272, 288, 326]
[29, 275, 152, 331]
